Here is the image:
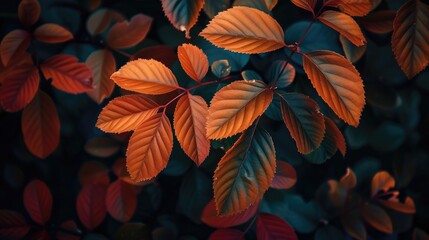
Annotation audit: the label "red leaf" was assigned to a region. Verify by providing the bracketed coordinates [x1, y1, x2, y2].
[78, 161, 110, 187]
[0, 61, 39, 112]
[18, 0, 41, 26]
[56, 220, 81, 240]
[0, 210, 31, 239]
[34, 24, 73, 43]
[379, 196, 416, 214]
[133, 45, 177, 67]
[201, 199, 258, 228]
[0, 29, 31, 66]
[41, 54, 93, 94]
[106, 180, 137, 222]
[86, 9, 125, 36]
[23, 180, 53, 225]
[76, 184, 107, 230]
[257, 213, 298, 240]
[107, 14, 153, 49]
[86, 49, 116, 104]
[271, 161, 297, 189]
[22, 91, 60, 158]
[209, 229, 245, 240]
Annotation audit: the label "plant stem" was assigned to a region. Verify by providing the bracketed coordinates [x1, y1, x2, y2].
[243, 215, 257, 236]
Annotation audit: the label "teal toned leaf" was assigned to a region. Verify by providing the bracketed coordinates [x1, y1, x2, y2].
[161, 0, 205, 38]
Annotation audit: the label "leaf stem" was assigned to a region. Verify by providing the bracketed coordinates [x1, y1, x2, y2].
[243, 215, 257, 235]
[186, 73, 240, 91]
[160, 91, 186, 113]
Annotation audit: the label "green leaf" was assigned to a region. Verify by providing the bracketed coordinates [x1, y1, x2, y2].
[369, 122, 405, 152]
[233, 0, 271, 14]
[211, 60, 231, 78]
[241, 70, 262, 81]
[161, 0, 204, 38]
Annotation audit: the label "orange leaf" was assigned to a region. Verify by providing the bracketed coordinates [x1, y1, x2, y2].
[178, 44, 209, 82]
[34, 23, 73, 43]
[0, 29, 31, 66]
[361, 203, 393, 234]
[111, 59, 179, 95]
[96, 95, 159, 133]
[371, 171, 395, 197]
[290, 0, 316, 14]
[86, 49, 116, 103]
[86, 9, 125, 36]
[76, 184, 107, 230]
[18, 0, 41, 26]
[302, 50, 365, 127]
[358, 10, 396, 34]
[207, 80, 273, 139]
[200, 6, 286, 54]
[23, 180, 53, 225]
[325, 116, 347, 156]
[161, 0, 205, 38]
[107, 14, 153, 49]
[41, 54, 93, 94]
[338, 0, 372, 17]
[339, 168, 356, 190]
[318, 10, 366, 46]
[0, 61, 39, 112]
[379, 196, 415, 214]
[106, 180, 137, 222]
[279, 92, 325, 154]
[127, 113, 173, 181]
[271, 161, 297, 189]
[392, 0, 429, 79]
[22, 91, 60, 158]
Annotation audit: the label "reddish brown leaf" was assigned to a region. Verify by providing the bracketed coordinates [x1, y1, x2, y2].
[338, 0, 372, 17]
[0, 61, 39, 112]
[86, 49, 116, 103]
[76, 184, 107, 230]
[257, 213, 297, 240]
[339, 168, 356, 190]
[201, 199, 258, 228]
[177, 44, 209, 82]
[22, 91, 60, 158]
[325, 117, 346, 156]
[209, 229, 245, 240]
[107, 14, 153, 49]
[371, 171, 395, 197]
[106, 180, 137, 222]
[56, 220, 80, 240]
[41, 54, 93, 94]
[290, 0, 316, 14]
[271, 161, 297, 189]
[392, 0, 429, 79]
[34, 24, 73, 43]
[112, 158, 156, 187]
[379, 196, 416, 214]
[161, 0, 205, 38]
[86, 9, 125, 36]
[358, 10, 396, 34]
[18, 0, 41, 26]
[341, 211, 366, 240]
[0, 210, 31, 239]
[96, 95, 159, 133]
[361, 203, 393, 233]
[78, 161, 110, 187]
[23, 180, 53, 225]
[127, 113, 173, 181]
[84, 137, 119, 158]
[174, 94, 210, 165]
[0, 29, 31, 66]
[133, 45, 177, 67]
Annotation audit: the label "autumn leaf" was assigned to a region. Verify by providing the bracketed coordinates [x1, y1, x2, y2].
[200, 6, 286, 54]
[41, 54, 93, 94]
[18, 0, 41, 26]
[34, 24, 73, 43]
[201, 199, 258, 228]
[106, 180, 137, 222]
[0, 29, 31, 66]
[23, 180, 53, 226]
[266, 60, 295, 88]
[76, 184, 107, 230]
[358, 10, 396, 34]
[207, 80, 273, 139]
[127, 113, 173, 181]
[86, 9, 125, 36]
[318, 10, 366, 47]
[338, 0, 372, 17]
[0, 210, 31, 239]
[379, 197, 415, 214]
[161, 0, 205, 38]
[22, 91, 60, 158]
[271, 161, 297, 189]
[209, 229, 245, 240]
[174, 94, 210, 166]
[214, 126, 275, 215]
[257, 213, 298, 240]
[111, 59, 179, 95]
[290, 0, 316, 14]
[96, 94, 159, 133]
[107, 14, 153, 49]
[392, 0, 429, 79]
[339, 35, 366, 63]
[361, 203, 393, 233]
[371, 171, 395, 197]
[177, 44, 209, 82]
[302, 50, 365, 127]
[339, 168, 357, 190]
[86, 49, 116, 103]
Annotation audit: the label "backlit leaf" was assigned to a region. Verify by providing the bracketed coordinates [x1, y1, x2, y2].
[178, 44, 209, 82]
[76, 184, 107, 230]
[290, 0, 316, 14]
[22, 91, 60, 158]
[361, 203, 393, 233]
[201, 199, 258, 228]
[207, 80, 273, 139]
[96, 95, 159, 133]
[34, 24, 73, 43]
[0, 29, 31, 66]
[23, 180, 52, 225]
[200, 6, 286, 54]
[18, 0, 41, 26]
[86, 9, 125, 36]
[271, 161, 297, 189]
[266, 60, 295, 88]
[302, 50, 365, 126]
[358, 10, 396, 34]
[41, 54, 93, 94]
[214, 126, 276, 215]
[338, 0, 372, 17]
[379, 196, 415, 214]
[371, 171, 395, 197]
[279, 92, 325, 154]
[161, 0, 205, 38]
[339, 35, 366, 63]
[318, 10, 366, 47]
[174, 94, 210, 165]
[127, 113, 173, 181]
[106, 180, 137, 222]
[111, 59, 179, 95]
[392, 0, 429, 79]
[257, 213, 298, 240]
[209, 229, 244, 240]
[0, 210, 30, 239]
[107, 14, 153, 49]
[0, 62, 39, 112]
[86, 49, 116, 103]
